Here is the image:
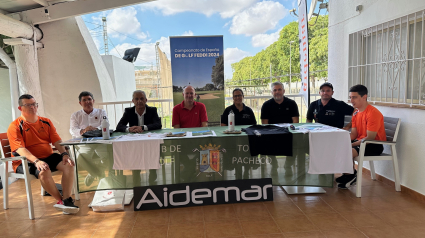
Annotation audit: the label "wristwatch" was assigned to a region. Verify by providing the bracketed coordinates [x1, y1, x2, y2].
[61, 152, 69, 158]
[33, 159, 40, 164]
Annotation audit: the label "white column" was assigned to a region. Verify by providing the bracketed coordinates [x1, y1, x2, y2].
[14, 45, 45, 116]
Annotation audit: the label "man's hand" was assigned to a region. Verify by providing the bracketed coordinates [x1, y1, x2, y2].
[35, 160, 50, 171]
[129, 126, 144, 133]
[80, 126, 97, 135]
[62, 155, 75, 166]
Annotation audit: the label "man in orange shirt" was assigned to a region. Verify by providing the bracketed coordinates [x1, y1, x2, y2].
[7, 94, 79, 214]
[337, 85, 386, 189]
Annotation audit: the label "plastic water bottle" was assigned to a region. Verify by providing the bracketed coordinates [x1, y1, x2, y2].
[228, 110, 235, 132]
[101, 116, 110, 140]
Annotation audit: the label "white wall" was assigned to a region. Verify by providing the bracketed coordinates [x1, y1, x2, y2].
[37, 16, 116, 140]
[101, 55, 136, 101]
[0, 68, 12, 132]
[329, 0, 425, 195]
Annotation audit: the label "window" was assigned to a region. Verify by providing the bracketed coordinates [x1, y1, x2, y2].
[348, 10, 425, 106]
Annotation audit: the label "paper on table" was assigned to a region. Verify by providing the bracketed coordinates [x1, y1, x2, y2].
[186, 130, 217, 137]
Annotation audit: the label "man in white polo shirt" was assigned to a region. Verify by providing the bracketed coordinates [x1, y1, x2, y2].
[70, 91, 112, 187]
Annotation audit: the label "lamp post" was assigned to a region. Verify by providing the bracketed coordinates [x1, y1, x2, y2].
[289, 40, 295, 94]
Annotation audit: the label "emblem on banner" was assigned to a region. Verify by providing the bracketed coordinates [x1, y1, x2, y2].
[193, 143, 226, 176]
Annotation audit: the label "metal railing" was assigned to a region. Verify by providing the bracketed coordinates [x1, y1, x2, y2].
[97, 94, 320, 129]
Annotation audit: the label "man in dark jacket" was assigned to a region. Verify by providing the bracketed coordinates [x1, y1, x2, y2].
[116, 90, 162, 132]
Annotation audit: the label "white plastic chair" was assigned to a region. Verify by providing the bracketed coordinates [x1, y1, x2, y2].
[0, 133, 79, 219]
[354, 117, 401, 197]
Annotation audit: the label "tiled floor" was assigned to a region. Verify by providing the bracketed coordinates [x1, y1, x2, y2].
[2, 173, 425, 238]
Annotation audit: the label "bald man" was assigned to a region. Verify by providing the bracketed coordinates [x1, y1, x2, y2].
[172, 86, 208, 128]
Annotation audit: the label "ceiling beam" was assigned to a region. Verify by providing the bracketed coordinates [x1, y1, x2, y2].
[33, 0, 49, 7]
[18, 0, 153, 25]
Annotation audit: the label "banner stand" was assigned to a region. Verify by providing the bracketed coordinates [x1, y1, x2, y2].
[281, 186, 326, 195]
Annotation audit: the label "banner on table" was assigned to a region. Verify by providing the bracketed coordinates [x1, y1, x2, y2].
[298, 0, 310, 106]
[170, 35, 224, 125]
[134, 178, 273, 211]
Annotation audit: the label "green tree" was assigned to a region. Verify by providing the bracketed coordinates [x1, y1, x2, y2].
[230, 15, 328, 84]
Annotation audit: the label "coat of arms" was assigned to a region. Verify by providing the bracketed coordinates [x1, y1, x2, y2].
[193, 143, 226, 176]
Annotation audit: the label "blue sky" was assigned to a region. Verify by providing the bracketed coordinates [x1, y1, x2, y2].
[82, 0, 322, 79]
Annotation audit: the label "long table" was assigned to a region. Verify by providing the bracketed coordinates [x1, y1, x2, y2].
[62, 124, 334, 193]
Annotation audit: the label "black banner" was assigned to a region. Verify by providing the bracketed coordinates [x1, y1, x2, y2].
[134, 178, 273, 211]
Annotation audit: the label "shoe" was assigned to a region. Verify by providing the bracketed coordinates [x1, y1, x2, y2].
[85, 174, 95, 186]
[54, 197, 80, 214]
[338, 174, 357, 189]
[336, 170, 357, 183]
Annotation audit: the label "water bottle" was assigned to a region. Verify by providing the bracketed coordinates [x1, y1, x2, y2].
[101, 116, 110, 139]
[228, 110, 235, 132]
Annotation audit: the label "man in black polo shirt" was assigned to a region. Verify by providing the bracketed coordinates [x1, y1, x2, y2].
[306, 82, 354, 128]
[261, 81, 299, 124]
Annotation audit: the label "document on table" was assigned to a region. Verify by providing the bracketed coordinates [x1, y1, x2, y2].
[186, 130, 217, 137]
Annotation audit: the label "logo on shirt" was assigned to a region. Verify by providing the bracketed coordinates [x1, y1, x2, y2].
[193, 144, 226, 176]
[325, 110, 336, 116]
[242, 114, 250, 119]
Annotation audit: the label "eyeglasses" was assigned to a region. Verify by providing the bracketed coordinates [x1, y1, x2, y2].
[233, 95, 243, 98]
[22, 103, 38, 108]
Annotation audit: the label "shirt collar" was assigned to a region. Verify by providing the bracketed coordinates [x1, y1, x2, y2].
[135, 107, 146, 116]
[81, 108, 96, 115]
[181, 101, 197, 109]
[232, 104, 246, 112]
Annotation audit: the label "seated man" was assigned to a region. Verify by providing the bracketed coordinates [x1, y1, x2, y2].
[172, 86, 208, 128]
[261, 81, 299, 124]
[261, 81, 300, 175]
[306, 82, 355, 129]
[70, 91, 111, 186]
[7, 94, 79, 214]
[116, 90, 162, 132]
[115, 90, 161, 186]
[337, 84, 386, 189]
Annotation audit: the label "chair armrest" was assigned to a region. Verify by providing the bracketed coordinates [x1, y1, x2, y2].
[362, 140, 396, 145]
[0, 156, 27, 162]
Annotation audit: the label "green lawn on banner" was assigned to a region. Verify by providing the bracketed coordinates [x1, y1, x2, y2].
[173, 90, 224, 124]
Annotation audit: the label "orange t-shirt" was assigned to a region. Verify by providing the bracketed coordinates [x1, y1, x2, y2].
[352, 105, 386, 141]
[7, 116, 62, 172]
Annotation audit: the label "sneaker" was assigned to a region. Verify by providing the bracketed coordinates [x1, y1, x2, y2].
[335, 170, 357, 184]
[54, 197, 79, 214]
[338, 174, 357, 189]
[85, 174, 95, 186]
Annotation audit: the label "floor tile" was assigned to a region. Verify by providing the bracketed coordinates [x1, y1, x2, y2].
[358, 225, 405, 238]
[274, 215, 318, 233]
[136, 209, 170, 225]
[204, 220, 243, 237]
[130, 226, 168, 238]
[240, 219, 281, 235]
[0, 220, 36, 236]
[307, 213, 354, 230]
[92, 227, 132, 238]
[264, 201, 304, 217]
[244, 234, 285, 238]
[283, 231, 325, 237]
[373, 210, 425, 226]
[202, 204, 237, 222]
[321, 228, 367, 238]
[339, 211, 388, 227]
[55, 229, 97, 238]
[168, 224, 205, 238]
[294, 200, 336, 214]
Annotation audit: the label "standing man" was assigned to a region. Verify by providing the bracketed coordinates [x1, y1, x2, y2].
[337, 85, 386, 189]
[116, 90, 162, 132]
[7, 94, 79, 214]
[261, 81, 299, 124]
[172, 86, 208, 128]
[70, 91, 111, 187]
[306, 82, 355, 128]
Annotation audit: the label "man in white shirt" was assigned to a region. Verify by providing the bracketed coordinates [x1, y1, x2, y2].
[70, 91, 112, 187]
